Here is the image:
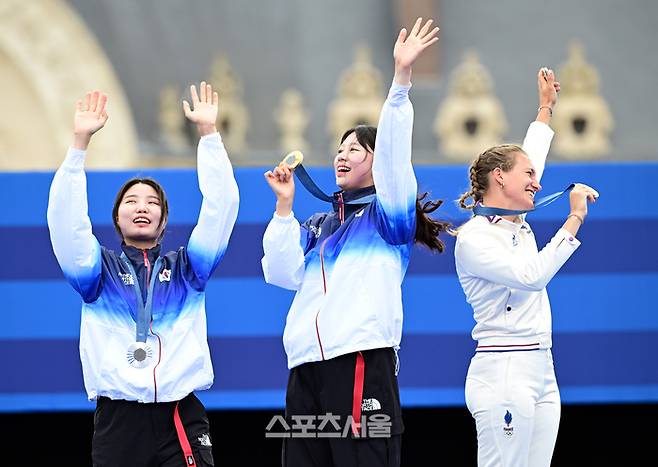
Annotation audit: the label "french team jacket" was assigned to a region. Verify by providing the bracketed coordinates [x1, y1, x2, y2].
[455, 122, 581, 351]
[47, 133, 239, 403]
[262, 82, 417, 370]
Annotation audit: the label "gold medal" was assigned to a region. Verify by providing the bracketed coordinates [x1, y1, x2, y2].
[281, 150, 303, 169]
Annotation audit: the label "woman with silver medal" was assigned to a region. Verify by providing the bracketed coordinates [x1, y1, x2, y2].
[47, 81, 239, 467]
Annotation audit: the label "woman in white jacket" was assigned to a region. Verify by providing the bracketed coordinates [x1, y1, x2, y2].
[47, 82, 239, 467]
[262, 18, 448, 467]
[455, 69, 598, 467]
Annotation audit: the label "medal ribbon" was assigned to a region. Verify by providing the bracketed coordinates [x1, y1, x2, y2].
[473, 184, 574, 217]
[294, 164, 377, 205]
[120, 253, 162, 343]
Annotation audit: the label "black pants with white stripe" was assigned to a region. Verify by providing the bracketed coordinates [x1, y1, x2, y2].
[92, 393, 214, 467]
[282, 348, 403, 467]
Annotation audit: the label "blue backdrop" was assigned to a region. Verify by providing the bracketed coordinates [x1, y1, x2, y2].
[1, 161, 656, 412]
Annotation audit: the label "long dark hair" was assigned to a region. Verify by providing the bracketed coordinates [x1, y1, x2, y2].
[341, 125, 451, 253]
[112, 177, 169, 243]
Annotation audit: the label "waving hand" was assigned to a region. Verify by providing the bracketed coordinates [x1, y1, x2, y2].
[394, 18, 440, 86]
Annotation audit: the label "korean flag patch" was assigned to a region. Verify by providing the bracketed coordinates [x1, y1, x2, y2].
[159, 269, 171, 282]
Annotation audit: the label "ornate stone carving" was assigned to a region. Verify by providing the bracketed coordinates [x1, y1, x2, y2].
[275, 89, 309, 154]
[328, 45, 384, 149]
[434, 51, 507, 161]
[553, 42, 614, 159]
[158, 86, 188, 153]
[0, 0, 138, 170]
[210, 56, 249, 155]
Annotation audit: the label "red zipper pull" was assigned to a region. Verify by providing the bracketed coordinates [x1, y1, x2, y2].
[338, 193, 345, 224]
[143, 250, 151, 290]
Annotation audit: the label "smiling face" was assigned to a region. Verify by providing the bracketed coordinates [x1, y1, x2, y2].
[497, 151, 542, 210]
[334, 130, 375, 191]
[114, 182, 165, 249]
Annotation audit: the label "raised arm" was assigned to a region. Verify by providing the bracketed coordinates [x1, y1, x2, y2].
[184, 82, 240, 285]
[372, 18, 439, 244]
[522, 68, 560, 182]
[47, 91, 108, 302]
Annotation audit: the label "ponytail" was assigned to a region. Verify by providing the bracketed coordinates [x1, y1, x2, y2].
[415, 192, 453, 253]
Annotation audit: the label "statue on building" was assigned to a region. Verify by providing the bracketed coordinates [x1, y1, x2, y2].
[434, 50, 507, 161]
[159, 85, 188, 154]
[328, 45, 384, 150]
[210, 55, 249, 155]
[552, 42, 614, 159]
[275, 89, 309, 155]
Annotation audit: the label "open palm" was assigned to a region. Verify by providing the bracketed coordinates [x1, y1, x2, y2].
[183, 81, 218, 127]
[74, 91, 108, 136]
[394, 18, 439, 70]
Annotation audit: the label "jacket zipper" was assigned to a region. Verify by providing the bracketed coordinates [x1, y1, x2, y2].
[143, 250, 161, 403]
[315, 239, 328, 360]
[337, 192, 345, 224]
[142, 250, 151, 291]
[314, 194, 345, 360]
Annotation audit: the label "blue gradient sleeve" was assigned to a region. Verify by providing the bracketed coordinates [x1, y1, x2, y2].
[187, 133, 240, 288]
[372, 82, 418, 245]
[47, 148, 102, 302]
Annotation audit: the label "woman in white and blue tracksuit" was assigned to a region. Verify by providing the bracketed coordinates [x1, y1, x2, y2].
[261, 19, 448, 467]
[47, 83, 239, 467]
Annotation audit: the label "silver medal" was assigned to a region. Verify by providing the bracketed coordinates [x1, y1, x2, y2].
[126, 342, 153, 369]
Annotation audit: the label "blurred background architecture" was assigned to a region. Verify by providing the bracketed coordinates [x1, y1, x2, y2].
[1, 1, 656, 465]
[1, 0, 656, 170]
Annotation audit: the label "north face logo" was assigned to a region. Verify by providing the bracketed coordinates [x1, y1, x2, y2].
[361, 398, 381, 411]
[197, 433, 212, 447]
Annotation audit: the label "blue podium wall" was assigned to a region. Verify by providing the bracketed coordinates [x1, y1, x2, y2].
[1, 162, 656, 412]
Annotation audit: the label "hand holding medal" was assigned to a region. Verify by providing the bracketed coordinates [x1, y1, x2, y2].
[281, 150, 304, 170]
[264, 150, 303, 216]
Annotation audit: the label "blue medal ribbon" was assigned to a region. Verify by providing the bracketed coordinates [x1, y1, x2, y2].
[120, 253, 162, 343]
[473, 184, 574, 217]
[294, 164, 377, 205]
[120, 253, 162, 369]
